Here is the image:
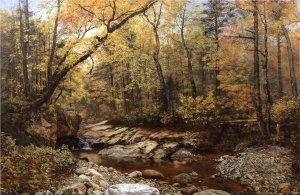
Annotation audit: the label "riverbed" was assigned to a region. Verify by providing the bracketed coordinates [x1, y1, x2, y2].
[73, 150, 247, 194]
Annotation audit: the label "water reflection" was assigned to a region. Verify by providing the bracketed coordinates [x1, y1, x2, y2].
[72, 150, 246, 194]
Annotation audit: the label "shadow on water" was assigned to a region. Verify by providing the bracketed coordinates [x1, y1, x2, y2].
[72, 150, 247, 194]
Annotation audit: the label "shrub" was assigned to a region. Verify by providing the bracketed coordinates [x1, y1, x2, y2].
[176, 91, 221, 126]
[271, 97, 300, 124]
[1, 133, 76, 194]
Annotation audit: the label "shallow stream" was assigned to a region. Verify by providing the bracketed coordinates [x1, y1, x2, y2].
[73, 150, 247, 194]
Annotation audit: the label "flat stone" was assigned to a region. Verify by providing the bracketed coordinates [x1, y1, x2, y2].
[142, 169, 164, 179]
[194, 189, 231, 195]
[107, 183, 159, 195]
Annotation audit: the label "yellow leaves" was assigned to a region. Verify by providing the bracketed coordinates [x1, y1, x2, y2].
[176, 92, 220, 125]
[271, 97, 300, 123]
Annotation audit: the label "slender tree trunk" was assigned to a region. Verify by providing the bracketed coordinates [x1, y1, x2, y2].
[253, 0, 265, 137]
[110, 65, 116, 112]
[47, 0, 60, 89]
[214, 14, 220, 96]
[19, 0, 31, 97]
[153, 30, 168, 112]
[262, 3, 272, 137]
[277, 33, 283, 97]
[198, 54, 205, 95]
[282, 25, 298, 97]
[180, 8, 197, 97]
[145, 3, 168, 113]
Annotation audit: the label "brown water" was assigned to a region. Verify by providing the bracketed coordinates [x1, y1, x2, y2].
[73, 150, 247, 194]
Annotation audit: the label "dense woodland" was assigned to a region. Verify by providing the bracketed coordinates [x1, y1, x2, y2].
[1, 0, 300, 193]
[1, 0, 300, 136]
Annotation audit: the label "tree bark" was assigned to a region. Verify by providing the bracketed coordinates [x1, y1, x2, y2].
[253, 0, 265, 137]
[262, 2, 272, 137]
[214, 13, 220, 96]
[282, 25, 298, 97]
[47, 0, 60, 89]
[145, 3, 168, 113]
[180, 8, 197, 97]
[19, 0, 31, 97]
[277, 33, 283, 97]
[198, 53, 205, 95]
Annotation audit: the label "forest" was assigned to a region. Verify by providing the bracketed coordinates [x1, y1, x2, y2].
[1, 0, 300, 194]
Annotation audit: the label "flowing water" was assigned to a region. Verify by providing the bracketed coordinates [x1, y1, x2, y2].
[73, 150, 247, 194]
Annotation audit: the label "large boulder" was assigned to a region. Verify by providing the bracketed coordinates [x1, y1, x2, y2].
[56, 109, 82, 139]
[194, 189, 230, 195]
[171, 149, 197, 161]
[98, 145, 142, 158]
[107, 183, 159, 195]
[98, 140, 158, 159]
[26, 109, 81, 146]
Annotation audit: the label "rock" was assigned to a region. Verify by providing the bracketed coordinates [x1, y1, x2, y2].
[172, 183, 180, 187]
[108, 167, 115, 172]
[78, 174, 90, 183]
[91, 174, 109, 189]
[107, 183, 159, 195]
[57, 183, 86, 195]
[194, 189, 231, 195]
[98, 145, 143, 159]
[35, 191, 52, 195]
[171, 149, 196, 161]
[56, 109, 82, 138]
[128, 171, 143, 178]
[173, 173, 192, 186]
[189, 171, 198, 176]
[86, 168, 103, 177]
[153, 149, 167, 159]
[291, 192, 300, 195]
[217, 146, 294, 193]
[278, 183, 291, 194]
[142, 169, 164, 179]
[181, 185, 198, 195]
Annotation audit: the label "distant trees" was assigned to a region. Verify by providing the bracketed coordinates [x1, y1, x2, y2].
[202, 0, 235, 96]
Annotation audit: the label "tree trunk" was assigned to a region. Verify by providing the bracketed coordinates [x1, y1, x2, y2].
[19, 0, 31, 97]
[144, 3, 168, 113]
[47, 0, 60, 89]
[282, 25, 298, 97]
[277, 33, 283, 97]
[153, 29, 168, 112]
[198, 53, 205, 95]
[214, 13, 220, 96]
[180, 8, 197, 97]
[262, 3, 272, 137]
[253, 0, 265, 137]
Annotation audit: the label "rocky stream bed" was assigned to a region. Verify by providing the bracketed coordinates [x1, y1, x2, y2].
[34, 121, 300, 195]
